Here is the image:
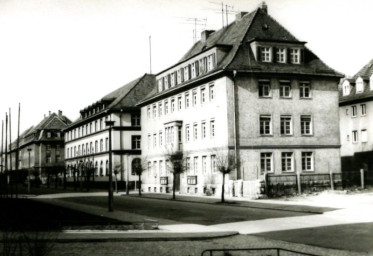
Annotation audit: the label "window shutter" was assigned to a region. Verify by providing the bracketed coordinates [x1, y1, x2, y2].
[212, 53, 216, 68]
[272, 47, 277, 63]
[180, 68, 184, 82]
[195, 61, 199, 76]
[188, 64, 191, 80]
[257, 46, 262, 61]
[287, 48, 291, 64]
[300, 49, 305, 63]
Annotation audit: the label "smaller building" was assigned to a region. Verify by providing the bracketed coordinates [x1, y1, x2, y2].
[7, 110, 71, 183]
[339, 59, 373, 172]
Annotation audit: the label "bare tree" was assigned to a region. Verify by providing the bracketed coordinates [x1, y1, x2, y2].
[165, 149, 186, 200]
[132, 157, 146, 196]
[214, 149, 236, 203]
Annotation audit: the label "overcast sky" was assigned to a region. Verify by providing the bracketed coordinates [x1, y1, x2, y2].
[1, 0, 372, 139]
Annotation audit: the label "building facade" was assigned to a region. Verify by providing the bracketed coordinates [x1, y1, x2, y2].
[339, 59, 373, 172]
[138, 4, 342, 197]
[7, 111, 71, 182]
[64, 74, 154, 188]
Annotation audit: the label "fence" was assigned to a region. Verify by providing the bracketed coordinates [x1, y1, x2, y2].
[201, 248, 320, 256]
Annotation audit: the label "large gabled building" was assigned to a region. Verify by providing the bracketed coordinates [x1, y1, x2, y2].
[7, 111, 71, 183]
[138, 3, 343, 197]
[339, 59, 373, 172]
[64, 74, 154, 188]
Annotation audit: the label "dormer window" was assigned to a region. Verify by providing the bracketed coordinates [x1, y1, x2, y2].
[207, 54, 215, 71]
[290, 48, 300, 64]
[342, 80, 351, 96]
[170, 73, 175, 87]
[191, 63, 197, 78]
[276, 48, 286, 63]
[199, 57, 207, 74]
[158, 78, 163, 92]
[164, 76, 169, 89]
[261, 47, 271, 62]
[184, 66, 190, 81]
[177, 69, 183, 84]
[356, 77, 364, 93]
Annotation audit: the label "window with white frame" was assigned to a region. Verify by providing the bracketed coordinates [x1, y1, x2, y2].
[185, 93, 190, 108]
[352, 130, 358, 143]
[202, 156, 207, 173]
[193, 156, 198, 174]
[361, 104, 366, 116]
[301, 152, 313, 171]
[361, 129, 368, 143]
[281, 152, 293, 172]
[186, 157, 191, 173]
[164, 76, 169, 89]
[201, 87, 206, 104]
[210, 120, 215, 138]
[260, 152, 273, 173]
[185, 125, 190, 142]
[171, 98, 175, 113]
[131, 135, 141, 149]
[152, 104, 157, 118]
[164, 100, 169, 115]
[159, 132, 163, 146]
[299, 82, 311, 98]
[158, 103, 162, 117]
[191, 63, 197, 78]
[352, 105, 357, 117]
[209, 84, 215, 101]
[280, 116, 292, 135]
[261, 47, 271, 62]
[131, 113, 140, 126]
[170, 73, 175, 87]
[276, 48, 286, 63]
[211, 155, 216, 173]
[184, 66, 189, 81]
[260, 115, 272, 135]
[178, 96, 182, 110]
[258, 81, 271, 97]
[201, 122, 206, 139]
[290, 48, 300, 64]
[279, 81, 291, 98]
[177, 69, 183, 84]
[193, 123, 198, 140]
[199, 57, 207, 74]
[153, 134, 157, 147]
[356, 77, 364, 93]
[300, 115, 312, 135]
[193, 90, 197, 106]
[158, 78, 163, 92]
[147, 135, 151, 149]
[207, 54, 215, 71]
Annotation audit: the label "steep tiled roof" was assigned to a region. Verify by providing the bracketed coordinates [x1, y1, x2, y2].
[353, 59, 373, 80]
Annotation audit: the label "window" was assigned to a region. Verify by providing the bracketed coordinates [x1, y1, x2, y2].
[159, 132, 163, 146]
[185, 93, 190, 108]
[177, 69, 183, 84]
[148, 135, 151, 149]
[131, 113, 140, 126]
[290, 48, 300, 64]
[178, 96, 182, 110]
[361, 129, 367, 143]
[193, 156, 198, 174]
[184, 66, 190, 81]
[47, 132, 51, 138]
[171, 98, 175, 113]
[201, 122, 206, 139]
[346, 108, 349, 116]
[147, 107, 151, 118]
[259, 81, 271, 97]
[361, 104, 366, 116]
[276, 48, 286, 63]
[260, 115, 272, 135]
[211, 155, 216, 173]
[105, 138, 108, 151]
[56, 132, 61, 138]
[260, 152, 273, 173]
[356, 77, 364, 93]
[209, 84, 215, 101]
[159, 161, 164, 175]
[300, 115, 312, 135]
[352, 130, 358, 143]
[185, 125, 190, 142]
[202, 156, 207, 173]
[193, 90, 197, 106]
[207, 54, 215, 71]
[186, 157, 191, 173]
[132, 135, 141, 149]
[164, 100, 169, 115]
[199, 58, 207, 74]
[280, 116, 292, 135]
[100, 139, 103, 152]
[299, 82, 311, 98]
[158, 103, 162, 117]
[347, 135, 350, 141]
[153, 104, 157, 118]
[201, 87, 206, 104]
[281, 152, 293, 172]
[261, 47, 271, 62]
[279, 81, 291, 98]
[164, 76, 169, 89]
[153, 134, 157, 147]
[191, 62, 197, 78]
[210, 120, 215, 138]
[170, 73, 175, 87]
[302, 152, 313, 171]
[158, 78, 163, 92]
[352, 106, 357, 117]
[193, 124, 198, 140]
[95, 141, 98, 152]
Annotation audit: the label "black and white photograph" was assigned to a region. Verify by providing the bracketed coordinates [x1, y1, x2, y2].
[0, 0, 373, 255]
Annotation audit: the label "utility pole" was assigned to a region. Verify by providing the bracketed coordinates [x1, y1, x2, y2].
[9, 108, 12, 172]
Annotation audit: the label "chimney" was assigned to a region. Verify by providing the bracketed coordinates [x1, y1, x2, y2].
[260, 1, 268, 14]
[235, 12, 248, 22]
[58, 110, 62, 117]
[201, 30, 215, 43]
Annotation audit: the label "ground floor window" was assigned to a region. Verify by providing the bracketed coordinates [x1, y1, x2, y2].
[281, 152, 293, 172]
[301, 152, 313, 171]
[260, 152, 272, 174]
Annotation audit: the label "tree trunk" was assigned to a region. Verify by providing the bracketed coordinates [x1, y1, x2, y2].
[221, 173, 225, 203]
[172, 173, 176, 200]
[138, 175, 142, 196]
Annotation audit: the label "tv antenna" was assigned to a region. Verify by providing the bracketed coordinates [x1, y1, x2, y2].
[205, 1, 235, 28]
[176, 17, 207, 43]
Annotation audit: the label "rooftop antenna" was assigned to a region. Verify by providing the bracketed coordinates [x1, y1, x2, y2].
[175, 17, 207, 43]
[206, 1, 235, 28]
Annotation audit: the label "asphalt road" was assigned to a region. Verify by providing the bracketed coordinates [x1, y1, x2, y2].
[59, 195, 312, 225]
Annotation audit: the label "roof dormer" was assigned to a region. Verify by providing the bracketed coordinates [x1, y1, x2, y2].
[356, 77, 364, 94]
[342, 80, 351, 96]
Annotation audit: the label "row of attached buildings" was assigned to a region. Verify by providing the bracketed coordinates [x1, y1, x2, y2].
[1, 3, 371, 197]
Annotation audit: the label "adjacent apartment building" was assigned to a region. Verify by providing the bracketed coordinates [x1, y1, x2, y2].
[64, 74, 154, 187]
[138, 3, 343, 197]
[8, 111, 71, 182]
[339, 59, 373, 172]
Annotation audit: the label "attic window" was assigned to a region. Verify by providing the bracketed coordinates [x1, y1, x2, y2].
[261, 47, 271, 62]
[290, 49, 300, 64]
[356, 77, 364, 93]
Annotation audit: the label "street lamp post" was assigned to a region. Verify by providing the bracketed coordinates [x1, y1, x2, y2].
[105, 120, 115, 212]
[27, 148, 32, 194]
